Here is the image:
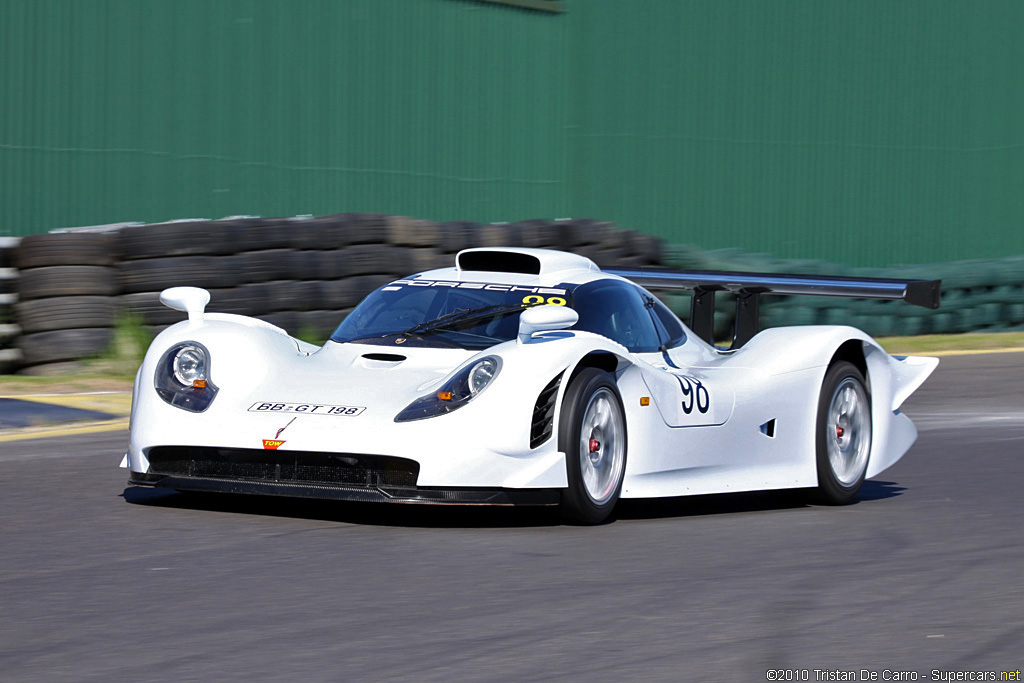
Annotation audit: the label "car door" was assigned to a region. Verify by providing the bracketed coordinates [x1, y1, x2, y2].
[634, 289, 734, 428]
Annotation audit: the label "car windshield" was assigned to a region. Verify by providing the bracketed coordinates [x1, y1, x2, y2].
[330, 278, 573, 350]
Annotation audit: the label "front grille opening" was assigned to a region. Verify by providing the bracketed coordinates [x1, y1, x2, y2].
[530, 372, 562, 449]
[147, 446, 418, 488]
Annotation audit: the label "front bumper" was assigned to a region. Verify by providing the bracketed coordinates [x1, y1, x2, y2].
[127, 445, 558, 505]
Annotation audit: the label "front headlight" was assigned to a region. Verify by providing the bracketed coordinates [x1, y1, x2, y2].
[395, 356, 502, 422]
[155, 341, 219, 412]
[172, 346, 206, 385]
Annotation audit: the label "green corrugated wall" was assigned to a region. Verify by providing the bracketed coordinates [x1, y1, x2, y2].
[568, 0, 1024, 266]
[2, 0, 1022, 267]
[0, 0, 571, 233]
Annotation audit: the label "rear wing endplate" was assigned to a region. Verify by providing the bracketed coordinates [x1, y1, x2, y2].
[606, 267, 941, 348]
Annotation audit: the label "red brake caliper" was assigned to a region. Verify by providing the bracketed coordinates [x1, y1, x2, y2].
[589, 438, 600, 453]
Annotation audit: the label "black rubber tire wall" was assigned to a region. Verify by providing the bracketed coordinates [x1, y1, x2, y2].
[18, 266, 118, 300]
[17, 328, 114, 365]
[15, 296, 116, 334]
[16, 233, 115, 268]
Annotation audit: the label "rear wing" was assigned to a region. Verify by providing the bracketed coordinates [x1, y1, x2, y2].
[605, 267, 941, 348]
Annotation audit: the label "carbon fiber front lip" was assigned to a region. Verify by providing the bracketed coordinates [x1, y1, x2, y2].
[129, 472, 559, 506]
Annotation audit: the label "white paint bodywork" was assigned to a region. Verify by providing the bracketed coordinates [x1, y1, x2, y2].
[125, 247, 938, 500]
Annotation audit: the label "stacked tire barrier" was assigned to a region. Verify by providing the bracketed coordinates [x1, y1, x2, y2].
[0, 237, 21, 372]
[663, 244, 1024, 340]
[9, 216, 1017, 374]
[14, 232, 119, 373]
[7, 215, 662, 374]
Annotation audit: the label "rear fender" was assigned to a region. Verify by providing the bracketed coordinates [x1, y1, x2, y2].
[724, 325, 937, 480]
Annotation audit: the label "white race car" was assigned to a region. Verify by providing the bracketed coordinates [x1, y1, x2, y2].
[123, 247, 940, 523]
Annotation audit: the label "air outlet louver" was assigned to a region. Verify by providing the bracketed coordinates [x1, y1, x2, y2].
[530, 372, 563, 449]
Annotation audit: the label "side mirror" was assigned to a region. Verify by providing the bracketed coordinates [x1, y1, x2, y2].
[518, 305, 579, 344]
[160, 287, 211, 324]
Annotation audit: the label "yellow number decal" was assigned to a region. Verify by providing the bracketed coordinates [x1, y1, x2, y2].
[522, 295, 567, 307]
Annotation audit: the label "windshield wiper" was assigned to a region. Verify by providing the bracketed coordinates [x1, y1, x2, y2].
[403, 304, 526, 337]
[342, 304, 527, 345]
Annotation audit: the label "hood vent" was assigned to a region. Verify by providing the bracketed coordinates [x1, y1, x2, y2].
[358, 353, 407, 369]
[361, 353, 407, 362]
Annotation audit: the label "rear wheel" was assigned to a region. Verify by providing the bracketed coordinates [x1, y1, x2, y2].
[558, 368, 627, 524]
[815, 361, 872, 503]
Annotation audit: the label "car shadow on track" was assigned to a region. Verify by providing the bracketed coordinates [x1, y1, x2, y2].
[120, 486, 561, 528]
[615, 480, 905, 521]
[120, 479, 906, 528]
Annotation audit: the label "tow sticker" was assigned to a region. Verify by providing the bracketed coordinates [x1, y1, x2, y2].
[262, 417, 296, 449]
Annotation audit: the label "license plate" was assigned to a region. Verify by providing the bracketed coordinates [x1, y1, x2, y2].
[248, 402, 365, 416]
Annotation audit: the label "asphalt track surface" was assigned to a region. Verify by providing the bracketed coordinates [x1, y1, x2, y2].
[1, 354, 1022, 682]
[0, 398, 114, 429]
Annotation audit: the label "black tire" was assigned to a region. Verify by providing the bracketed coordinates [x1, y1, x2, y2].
[15, 296, 116, 333]
[343, 214, 389, 245]
[288, 215, 352, 250]
[344, 245, 410, 276]
[116, 221, 236, 259]
[233, 219, 294, 252]
[473, 223, 523, 248]
[556, 218, 611, 248]
[117, 256, 232, 293]
[351, 273, 398, 296]
[284, 249, 328, 281]
[0, 272, 18, 295]
[814, 361, 873, 504]
[0, 236, 18, 268]
[266, 280, 322, 312]
[623, 232, 664, 265]
[206, 286, 264, 317]
[228, 249, 295, 284]
[408, 248, 450, 273]
[436, 221, 480, 253]
[18, 266, 118, 299]
[16, 232, 115, 268]
[387, 216, 441, 247]
[18, 328, 113, 366]
[558, 368, 628, 525]
[517, 221, 562, 249]
[586, 247, 626, 269]
[317, 278, 364, 310]
[119, 292, 187, 326]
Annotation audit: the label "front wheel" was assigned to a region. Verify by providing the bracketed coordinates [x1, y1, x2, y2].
[814, 361, 872, 504]
[558, 368, 627, 524]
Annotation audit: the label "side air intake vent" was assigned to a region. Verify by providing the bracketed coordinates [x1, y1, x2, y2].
[530, 372, 563, 449]
[458, 251, 541, 275]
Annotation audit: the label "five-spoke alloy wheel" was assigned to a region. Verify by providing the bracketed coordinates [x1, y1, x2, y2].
[814, 361, 873, 503]
[558, 368, 627, 524]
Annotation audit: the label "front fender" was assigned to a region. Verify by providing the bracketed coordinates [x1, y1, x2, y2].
[140, 314, 309, 396]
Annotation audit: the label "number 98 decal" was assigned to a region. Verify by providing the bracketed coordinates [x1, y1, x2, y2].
[522, 295, 567, 307]
[675, 375, 710, 415]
